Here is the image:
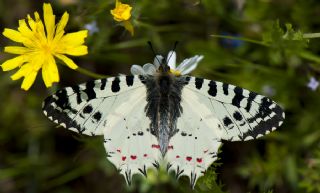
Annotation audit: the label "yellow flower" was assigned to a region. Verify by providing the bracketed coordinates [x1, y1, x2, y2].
[110, 0, 134, 36]
[1, 3, 88, 90]
[110, 0, 132, 22]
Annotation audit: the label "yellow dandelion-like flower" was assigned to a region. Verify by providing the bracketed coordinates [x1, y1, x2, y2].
[110, 0, 134, 36]
[1, 3, 88, 90]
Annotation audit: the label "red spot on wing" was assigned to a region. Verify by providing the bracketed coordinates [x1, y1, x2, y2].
[186, 156, 192, 161]
[152, 144, 160, 149]
[168, 145, 173, 150]
[122, 156, 126, 161]
[143, 154, 148, 157]
[196, 158, 202, 163]
[176, 155, 180, 158]
[130, 155, 137, 160]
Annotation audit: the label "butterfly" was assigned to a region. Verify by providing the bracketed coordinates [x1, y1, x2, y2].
[42, 50, 285, 188]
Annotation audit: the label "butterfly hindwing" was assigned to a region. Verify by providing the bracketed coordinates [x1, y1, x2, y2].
[102, 86, 161, 184]
[183, 76, 285, 141]
[165, 88, 222, 188]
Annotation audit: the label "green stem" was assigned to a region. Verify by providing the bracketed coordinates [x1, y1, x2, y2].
[75, 67, 109, 79]
[135, 20, 179, 32]
[58, 60, 110, 79]
[135, 20, 154, 29]
[107, 39, 149, 50]
[211, 34, 269, 47]
[303, 33, 320, 39]
[43, 164, 96, 190]
[299, 51, 320, 64]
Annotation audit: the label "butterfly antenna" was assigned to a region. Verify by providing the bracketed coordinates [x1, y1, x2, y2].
[166, 41, 179, 64]
[147, 41, 162, 65]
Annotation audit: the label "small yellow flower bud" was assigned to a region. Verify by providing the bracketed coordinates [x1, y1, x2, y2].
[110, 0, 132, 22]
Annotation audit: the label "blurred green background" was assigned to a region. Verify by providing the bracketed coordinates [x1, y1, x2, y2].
[1, 0, 320, 193]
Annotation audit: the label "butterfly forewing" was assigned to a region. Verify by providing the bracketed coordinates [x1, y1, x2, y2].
[183, 76, 285, 141]
[42, 76, 144, 135]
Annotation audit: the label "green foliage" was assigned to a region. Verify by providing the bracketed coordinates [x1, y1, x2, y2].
[1, 0, 320, 193]
[196, 161, 225, 193]
[299, 149, 320, 193]
[262, 20, 308, 65]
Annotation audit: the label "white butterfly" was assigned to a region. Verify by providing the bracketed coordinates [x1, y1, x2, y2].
[42, 51, 285, 188]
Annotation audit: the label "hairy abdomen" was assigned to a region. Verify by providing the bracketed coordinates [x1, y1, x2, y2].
[144, 74, 185, 156]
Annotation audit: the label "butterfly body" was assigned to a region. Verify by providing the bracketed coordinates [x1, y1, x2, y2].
[143, 72, 187, 156]
[43, 52, 285, 187]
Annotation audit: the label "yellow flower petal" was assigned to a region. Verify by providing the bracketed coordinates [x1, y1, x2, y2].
[27, 14, 37, 31]
[110, 10, 122, 22]
[54, 12, 69, 41]
[18, 19, 33, 38]
[33, 12, 46, 40]
[43, 3, 55, 41]
[21, 70, 37, 90]
[3, 29, 24, 43]
[120, 6, 132, 20]
[17, 19, 40, 48]
[1, 56, 26, 71]
[55, 54, 78, 69]
[48, 55, 59, 83]
[63, 45, 88, 56]
[59, 30, 88, 46]
[41, 63, 51, 87]
[11, 63, 33, 80]
[42, 56, 59, 87]
[4, 46, 29, 54]
[30, 55, 44, 71]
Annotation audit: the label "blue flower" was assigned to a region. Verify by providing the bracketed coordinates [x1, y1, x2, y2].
[262, 85, 276, 97]
[307, 77, 319, 91]
[84, 21, 99, 35]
